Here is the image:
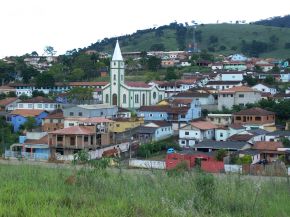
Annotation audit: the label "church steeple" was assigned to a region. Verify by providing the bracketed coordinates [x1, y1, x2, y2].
[112, 40, 123, 61]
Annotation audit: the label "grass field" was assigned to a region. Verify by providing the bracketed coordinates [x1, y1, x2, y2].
[0, 164, 289, 217]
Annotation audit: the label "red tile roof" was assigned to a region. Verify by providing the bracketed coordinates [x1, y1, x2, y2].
[228, 134, 254, 142]
[11, 109, 46, 117]
[228, 123, 245, 129]
[191, 121, 217, 130]
[125, 81, 151, 88]
[219, 86, 257, 93]
[45, 110, 64, 119]
[139, 105, 171, 112]
[49, 126, 95, 135]
[24, 135, 48, 145]
[65, 117, 114, 123]
[0, 97, 19, 106]
[253, 141, 283, 151]
[233, 107, 275, 116]
[22, 96, 54, 103]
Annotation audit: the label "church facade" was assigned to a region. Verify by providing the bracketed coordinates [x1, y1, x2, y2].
[102, 41, 165, 109]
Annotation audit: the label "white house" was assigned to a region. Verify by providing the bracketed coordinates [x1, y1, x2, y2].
[220, 71, 244, 81]
[17, 96, 58, 111]
[252, 83, 277, 95]
[215, 127, 230, 141]
[207, 113, 232, 126]
[205, 81, 243, 91]
[179, 121, 217, 147]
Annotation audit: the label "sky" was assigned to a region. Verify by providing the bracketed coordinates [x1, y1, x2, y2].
[0, 0, 289, 58]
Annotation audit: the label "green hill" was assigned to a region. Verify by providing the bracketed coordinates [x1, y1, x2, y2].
[86, 23, 290, 58]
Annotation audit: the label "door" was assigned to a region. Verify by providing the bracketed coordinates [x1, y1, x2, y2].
[112, 94, 118, 106]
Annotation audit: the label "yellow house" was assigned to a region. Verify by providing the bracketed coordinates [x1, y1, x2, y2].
[109, 117, 144, 133]
[157, 99, 169, 106]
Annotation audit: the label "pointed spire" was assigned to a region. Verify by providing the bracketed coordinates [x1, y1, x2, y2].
[112, 40, 123, 61]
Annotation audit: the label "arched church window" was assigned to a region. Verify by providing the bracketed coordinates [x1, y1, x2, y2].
[153, 92, 157, 99]
[105, 94, 109, 103]
[113, 74, 116, 81]
[123, 94, 126, 104]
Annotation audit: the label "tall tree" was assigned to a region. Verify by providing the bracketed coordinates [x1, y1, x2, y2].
[35, 73, 55, 88]
[44, 46, 57, 56]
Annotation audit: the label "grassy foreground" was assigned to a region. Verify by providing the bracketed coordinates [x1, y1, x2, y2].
[0, 164, 289, 217]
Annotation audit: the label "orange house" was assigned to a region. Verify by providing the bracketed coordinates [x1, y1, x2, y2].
[233, 107, 275, 126]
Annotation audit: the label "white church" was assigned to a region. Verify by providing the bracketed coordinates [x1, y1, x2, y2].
[102, 41, 165, 109]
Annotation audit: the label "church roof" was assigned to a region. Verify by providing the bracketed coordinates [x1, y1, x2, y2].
[112, 40, 123, 61]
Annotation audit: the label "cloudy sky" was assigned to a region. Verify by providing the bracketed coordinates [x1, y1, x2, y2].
[0, 0, 289, 58]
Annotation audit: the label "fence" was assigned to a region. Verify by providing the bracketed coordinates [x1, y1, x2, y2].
[201, 161, 224, 173]
[129, 159, 165, 169]
[5, 150, 50, 160]
[224, 164, 242, 173]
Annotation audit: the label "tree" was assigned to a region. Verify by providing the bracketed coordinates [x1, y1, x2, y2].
[22, 117, 36, 132]
[164, 67, 178, 81]
[147, 56, 161, 71]
[271, 65, 280, 73]
[264, 75, 275, 85]
[44, 46, 56, 56]
[67, 87, 94, 102]
[209, 35, 218, 44]
[32, 90, 46, 97]
[35, 73, 55, 88]
[243, 75, 258, 86]
[280, 138, 290, 148]
[215, 149, 227, 161]
[150, 43, 165, 51]
[31, 51, 38, 56]
[67, 68, 85, 81]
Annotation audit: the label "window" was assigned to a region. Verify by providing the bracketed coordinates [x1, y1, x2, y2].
[238, 94, 244, 98]
[58, 119, 62, 123]
[113, 74, 116, 81]
[78, 112, 82, 116]
[255, 116, 261, 121]
[230, 94, 233, 97]
[100, 112, 104, 116]
[19, 104, 23, 108]
[116, 124, 120, 127]
[84, 136, 88, 142]
[153, 92, 156, 99]
[123, 94, 126, 104]
[185, 131, 189, 135]
[50, 119, 53, 123]
[45, 104, 49, 108]
[149, 113, 153, 117]
[135, 94, 139, 103]
[105, 94, 109, 103]
[69, 112, 74, 116]
[181, 140, 185, 144]
[160, 114, 163, 117]
[223, 94, 226, 97]
[181, 115, 185, 118]
[69, 123, 74, 126]
[57, 136, 63, 142]
[220, 133, 223, 137]
[28, 104, 33, 108]
[236, 116, 241, 120]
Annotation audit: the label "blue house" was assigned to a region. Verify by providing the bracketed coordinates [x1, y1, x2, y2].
[10, 109, 49, 132]
[138, 99, 201, 123]
[5, 133, 50, 160]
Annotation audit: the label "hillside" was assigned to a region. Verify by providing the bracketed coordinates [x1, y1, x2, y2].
[86, 23, 290, 58]
[254, 15, 290, 28]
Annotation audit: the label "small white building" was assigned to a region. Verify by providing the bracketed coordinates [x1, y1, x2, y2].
[252, 83, 277, 95]
[17, 96, 58, 111]
[207, 113, 232, 126]
[179, 121, 217, 147]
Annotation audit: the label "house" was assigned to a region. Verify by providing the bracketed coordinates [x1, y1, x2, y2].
[48, 125, 111, 158]
[135, 121, 173, 143]
[5, 132, 50, 160]
[253, 141, 284, 163]
[205, 81, 243, 91]
[64, 117, 113, 131]
[218, 71, 244, 81]
[229, 54, 248, 62]
[194, 141, 251, 152]
[235, 149, 261, 164]
[109, 117, 144, 133]
[218, 86, 262, 110]
[265, 130, 290, 142]
[0, 85, 16, 95]
[63, 104, 118, 118]
[42, 109, 64, 132]
[166, 150, 216, 170]
[17, 96, 59, 111]
[179, 121, 217, 147]
[206, 113, 232, 126]
[117, 107, 132, 118]
[223, 62, 247, 71]
[156, 80, 197, 98]
[252, 83, 277, 95]
[232, 107, 275, 129]
[10, 109, 49, 132]
[0, 97, 21, 112]
[211, 62, 223, 70]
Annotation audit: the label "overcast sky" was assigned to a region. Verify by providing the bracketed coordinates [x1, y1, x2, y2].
[0, 0, 289, 58]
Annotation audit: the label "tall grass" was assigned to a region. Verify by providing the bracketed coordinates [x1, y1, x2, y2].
[0, 164, 289, 217]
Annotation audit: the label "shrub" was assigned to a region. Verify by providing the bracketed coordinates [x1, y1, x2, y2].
[215, 149, 227, 161]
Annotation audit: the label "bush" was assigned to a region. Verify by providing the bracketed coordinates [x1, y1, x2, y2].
[215, 149, 227, 161]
